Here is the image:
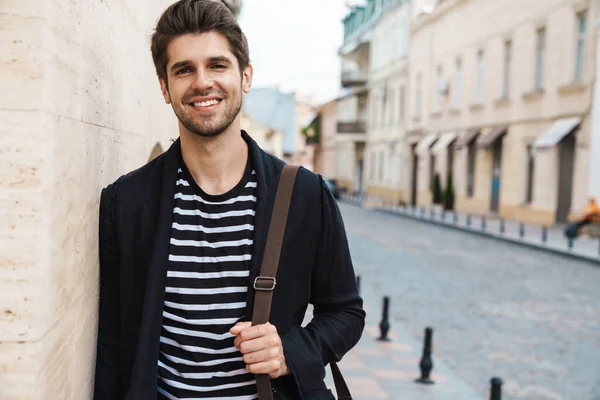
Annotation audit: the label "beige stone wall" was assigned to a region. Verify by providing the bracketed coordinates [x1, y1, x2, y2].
[407, 0, 596, 223]
[1, 0, 176, 398]
[365, 185, 405, 204]
[315, 101, 338, 179]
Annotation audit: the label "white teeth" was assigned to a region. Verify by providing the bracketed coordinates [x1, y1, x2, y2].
[192, 100, 219, 107]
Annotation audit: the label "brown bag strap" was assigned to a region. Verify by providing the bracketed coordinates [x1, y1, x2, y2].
[251, 165, 352, 400]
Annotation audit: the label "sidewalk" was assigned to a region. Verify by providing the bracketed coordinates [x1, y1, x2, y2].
[302, 306, 484, 400]
[341, 195, 600, 265]
[324, 324, 484, 400]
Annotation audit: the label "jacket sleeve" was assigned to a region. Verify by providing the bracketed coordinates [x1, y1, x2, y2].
[280, 176, 366, 395]
[93, 183, 122, 400]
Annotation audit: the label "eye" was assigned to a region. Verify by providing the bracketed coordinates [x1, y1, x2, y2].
[176, 68, 191, 75]
[212, 64, 227, 70]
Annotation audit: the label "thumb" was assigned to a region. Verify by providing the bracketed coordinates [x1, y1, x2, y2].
[229, 321, 252, 335]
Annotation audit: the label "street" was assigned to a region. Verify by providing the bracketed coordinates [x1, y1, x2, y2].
[339, 202, 600, 400]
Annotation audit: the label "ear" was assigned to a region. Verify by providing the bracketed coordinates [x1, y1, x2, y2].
[241, 64, 254, 94]
[159, 77, 171, 104]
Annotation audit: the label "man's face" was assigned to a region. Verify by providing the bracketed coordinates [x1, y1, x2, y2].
[160, 32, 252, 137]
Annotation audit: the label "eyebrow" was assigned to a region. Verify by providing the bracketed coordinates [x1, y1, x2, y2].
[170, 56, 234, 73]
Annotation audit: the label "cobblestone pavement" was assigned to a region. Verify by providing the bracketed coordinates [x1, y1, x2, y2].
[338, 202, 600, 400]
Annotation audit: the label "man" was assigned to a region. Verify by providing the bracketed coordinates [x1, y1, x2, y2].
[93, 1, 365, 399]
[565, 196, 600, 238]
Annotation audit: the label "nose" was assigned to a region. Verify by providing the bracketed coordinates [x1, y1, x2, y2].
[191, 68, 214, 91]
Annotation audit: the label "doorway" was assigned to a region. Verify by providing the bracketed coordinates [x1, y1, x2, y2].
[411, 144, 418, 205]
[356, 158, 364, 194]
[490, 140, 503, 213]
[556, 134, 576, 223]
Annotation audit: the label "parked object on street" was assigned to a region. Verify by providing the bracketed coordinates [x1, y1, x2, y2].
[324, 178, 340, 199]
[564, 196, 600, 239]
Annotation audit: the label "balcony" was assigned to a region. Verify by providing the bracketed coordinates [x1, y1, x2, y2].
[341, 70, 368, 87]
[337, 121, 367, 133]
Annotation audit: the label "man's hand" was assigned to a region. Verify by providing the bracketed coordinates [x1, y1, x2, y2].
[230, 322, 291, 379]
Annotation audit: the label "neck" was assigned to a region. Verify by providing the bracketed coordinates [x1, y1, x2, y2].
[179, 118, 248, 196]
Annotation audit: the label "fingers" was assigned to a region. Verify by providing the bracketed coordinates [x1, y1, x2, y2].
[230, 322, 289, 379]
[229, 321, 252, 336]
[241, 346, 283, 365]
[232, 323, 278, 350]
[245, 359, 286, 379]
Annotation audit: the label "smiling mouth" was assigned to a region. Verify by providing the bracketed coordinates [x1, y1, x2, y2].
[190, 99, 222, 108]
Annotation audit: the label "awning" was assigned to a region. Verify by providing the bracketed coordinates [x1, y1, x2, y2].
[415, 133, 438, 155]
[453, 128, 480, 148]
[432, 132, 457, 153]
[407, 128, 425, 145]
[477, 125, 508, 149]
[534, 117, 581, 149]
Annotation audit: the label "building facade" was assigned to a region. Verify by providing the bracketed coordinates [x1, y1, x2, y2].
[336, 1, 376, 193]
[241, 113, 284, 159]
[306, 99, 338, 179]
[407, 0, 598, 225]
[364, 0, 411, 204]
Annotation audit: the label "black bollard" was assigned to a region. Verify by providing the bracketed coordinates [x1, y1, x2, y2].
[542, 226, 548, 244]
[377, 296, 391, 341]
[466, 214, 472, 227]
[490, 377, 503, 400]
[415, 327, 435, 384]
[500, 219, 505, 235]
[519, 222, 525, 239]
[568, 237, 574, 250]
[356, 276, 361, 295]
[481, 216, 487, 231]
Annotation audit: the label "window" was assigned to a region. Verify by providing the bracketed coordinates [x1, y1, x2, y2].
[525, 145, 535, 203]
[453, 59, 462, 106]
[447, 146, 454, 183]
[434, 66, 443, 112]
[398, 86, 405, 123]
[467, 140, 477, 197]
[502, 41, 511, 98]
[370, 95, 377, 128]
[400, 24, 409, 57]
[379, 88, 387, 128]
[415, 74, 422, 117]
[388, 88, 395, 126]
[370, 151, 376, 180]
[534, 27, 546, 90]
[429, 154, 436, 189]
[379, 150, 385, 181]
[475, 50, 484, 103]
[575, 12, 587, 81]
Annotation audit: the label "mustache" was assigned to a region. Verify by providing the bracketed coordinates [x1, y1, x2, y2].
[182, 90, 227, 103]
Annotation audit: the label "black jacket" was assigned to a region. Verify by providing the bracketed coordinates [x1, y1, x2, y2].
[93, 131, 365, 400]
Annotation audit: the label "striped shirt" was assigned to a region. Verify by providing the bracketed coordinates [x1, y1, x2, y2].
[157, 158, 258, 400]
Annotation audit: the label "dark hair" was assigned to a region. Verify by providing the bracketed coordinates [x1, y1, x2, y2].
[150, 0, 250, 82]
